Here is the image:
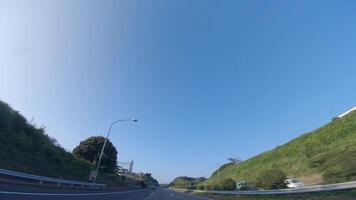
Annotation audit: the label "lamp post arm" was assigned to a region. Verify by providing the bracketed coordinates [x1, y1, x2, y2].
[95, 119, 137, 173]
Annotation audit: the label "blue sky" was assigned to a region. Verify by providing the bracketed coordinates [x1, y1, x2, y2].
[1, 1, 356, 183]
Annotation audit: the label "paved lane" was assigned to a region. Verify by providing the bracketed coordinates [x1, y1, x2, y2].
[143, 188, 212, 200]
[0, 189, 153, 200]
[0, 183, 212, 200]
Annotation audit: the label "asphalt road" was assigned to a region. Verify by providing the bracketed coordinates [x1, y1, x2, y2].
[0, 183, 212, 200]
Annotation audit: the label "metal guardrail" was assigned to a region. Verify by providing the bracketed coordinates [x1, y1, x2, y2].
[0, 168, 106, 189]
[173, 180, 356, 195]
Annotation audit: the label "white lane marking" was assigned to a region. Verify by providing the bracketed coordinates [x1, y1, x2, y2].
[169, 192, 174, 197]
[0, 189, 150, 196]
[170, 190, 213, 200]
[141, 191, 155, 200]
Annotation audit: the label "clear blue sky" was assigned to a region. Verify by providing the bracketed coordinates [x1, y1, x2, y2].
[1, 1, 356, 183]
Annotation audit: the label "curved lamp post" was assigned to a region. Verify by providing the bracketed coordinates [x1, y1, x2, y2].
[93, 119, 138, 182]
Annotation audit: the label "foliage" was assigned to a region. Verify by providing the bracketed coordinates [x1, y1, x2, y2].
[170, 176, 207, 189]
[196, 189, 356, 200]
[141, 173, 159, 187]
[0, 100, 93, 180]
[73, 136, 118, 173]
[219, 178, 236, 191]
[197, 184, 205, 190]
[309, 149, 356, 183]
[204, 110, 356, 186]
[255, 169, 286, 189]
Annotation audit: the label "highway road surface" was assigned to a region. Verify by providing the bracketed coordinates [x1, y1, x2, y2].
[0, 183, 212, 200]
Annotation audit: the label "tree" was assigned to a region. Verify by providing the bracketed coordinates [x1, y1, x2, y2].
[141, 173, 159, 188]
[228, 157, 243, 164]
[219, 178, 236, 191]
[73, 136, 118, 173]
[255, 169, 286, 189]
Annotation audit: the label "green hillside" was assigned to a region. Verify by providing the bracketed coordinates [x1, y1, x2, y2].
[0, 100, 93, 180]
[205, 110, 356, 186]
[170, 176, 207, 189]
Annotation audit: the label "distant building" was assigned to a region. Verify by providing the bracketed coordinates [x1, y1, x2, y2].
[337, 106, 356, 118]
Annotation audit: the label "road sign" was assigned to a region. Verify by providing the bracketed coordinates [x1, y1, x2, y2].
[89, 171, 98, 182]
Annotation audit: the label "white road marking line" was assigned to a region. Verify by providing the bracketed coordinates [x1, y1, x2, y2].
[0, 189, 149, 196]
[172, 190, 213, 200]
[170, 192, 174, 197]
[141, 191, 155, 200]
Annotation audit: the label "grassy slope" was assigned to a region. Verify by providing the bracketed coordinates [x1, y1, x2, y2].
[0, 100, 93, 181]
[194, 189, 356, 200]
[170, 177, 207, 188]
[206, 111, 356, 185]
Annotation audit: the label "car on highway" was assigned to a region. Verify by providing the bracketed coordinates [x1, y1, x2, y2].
[236, 180, 249, 190]
[284, 178, 305, 188]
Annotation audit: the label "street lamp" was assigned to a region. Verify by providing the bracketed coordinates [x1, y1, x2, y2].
[92, 119, 138, 182]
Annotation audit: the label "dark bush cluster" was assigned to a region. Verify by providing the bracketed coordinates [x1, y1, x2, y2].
[73, 136, 118, 173]
[310, 149, 356, 183]
[203, 178, 237, 191]
[170, 176, 207, 189]
[219, 178, 237, 191]
[255, 169, 286, 189]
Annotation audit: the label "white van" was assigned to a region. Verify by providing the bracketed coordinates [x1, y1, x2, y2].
[284, 178, 305, 188]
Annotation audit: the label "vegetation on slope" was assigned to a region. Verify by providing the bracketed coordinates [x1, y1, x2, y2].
[309, 148, 356, 183]
[205, 110, 356, 185]
[73, 136, 118, 173]
[255, 169, 286, 189]
[170, 176, 207, 189]
[194, 189, 356, 200]
[141, 173, 160, 188]
[0, 100, 93, 180]
[0, 100, 159, 187]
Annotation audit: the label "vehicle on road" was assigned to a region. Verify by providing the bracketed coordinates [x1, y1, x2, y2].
[284, 178, 305, 188]
[236, 180, 248, 190]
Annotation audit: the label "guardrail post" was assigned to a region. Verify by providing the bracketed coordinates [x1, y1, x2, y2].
[39, 180, 43, 185]
[70, 184, 74, 188]
[57, 183, 61, 187]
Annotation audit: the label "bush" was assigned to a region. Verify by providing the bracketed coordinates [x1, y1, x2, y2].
[170, 176, 206, 189]
[212, 183, 221, 190]
[255, 169, 286, 189]
[310, 149, 356, 183]
[197, 184, 204, 190]
[73, 136, 118, 173]
[204, 184, 211, 190]
[219, 178, 236, 191]
[140, 181, 147, 188]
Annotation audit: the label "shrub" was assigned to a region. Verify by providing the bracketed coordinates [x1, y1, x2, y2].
[140, 181, 147, 188]
[204, 184, 212, 190]
[73, 136, 118, 173]
[197, 184, 204, 190]
[310, 149, 356, 183]
[212, 183, 221, 190]
[170, 176, 206, 189]
[255, 169, 286, 189]
[219, 178, 236, 191]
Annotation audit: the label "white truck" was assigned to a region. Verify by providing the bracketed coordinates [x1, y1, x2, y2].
[284, 178, 305, 188]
